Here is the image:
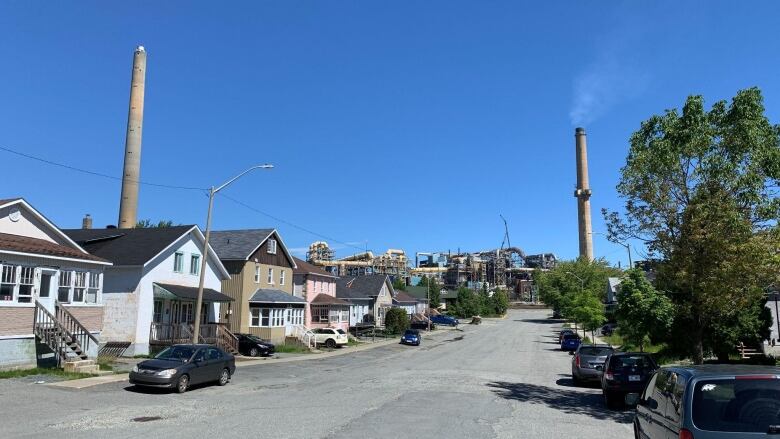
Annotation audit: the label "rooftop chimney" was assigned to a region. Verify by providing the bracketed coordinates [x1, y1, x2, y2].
[82, 214, 93, 230]
[118, 45, 147, 229]
[574, 127, 594, 260]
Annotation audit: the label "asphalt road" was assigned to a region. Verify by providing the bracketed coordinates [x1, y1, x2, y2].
[0, 309, 634, 438]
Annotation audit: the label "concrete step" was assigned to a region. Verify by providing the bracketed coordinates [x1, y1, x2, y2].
[64, 359, 96, 373]
[70, 364, 100, 374]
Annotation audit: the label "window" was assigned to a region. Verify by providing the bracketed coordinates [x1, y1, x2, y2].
[58, 271, 72, 303]
[190, 254, 200, 275]
[86, 272, 100, 303]
[329, 307, 340, 323]
[250, 308, 260, 326]
[180, 303, 194, 323]
[692, 378, 780, 433]
[208, 348, 222, 360]
[267, 268, 274, 284]
[261, 309, 270, 326]
[271, 309, 283, 326]
[311, 305, 328, 323]
[666, 373, 686, 424]
[153, 300, 163, 323]
[0, 265, 15, 301]
[279, 270, 285, 286]
[254, 265, 260, 283]
[72, 272, 86, 303]
[267, 239, 277, 254]
[173, 252, 184, 272]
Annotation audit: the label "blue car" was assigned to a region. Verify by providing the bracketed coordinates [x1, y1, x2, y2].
[430, 315, 459, 326]
[400, 329, 421, 346]
[560, 333, 582, 351]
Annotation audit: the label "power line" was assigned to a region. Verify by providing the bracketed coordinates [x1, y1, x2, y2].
[0, 144, 207, 191]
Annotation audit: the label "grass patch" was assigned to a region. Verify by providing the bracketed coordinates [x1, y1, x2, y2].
[275, 344, 312, 354]
[347, 338, 361, 347]
[0, 367, 95, 380]
[98, 361, 114, 372]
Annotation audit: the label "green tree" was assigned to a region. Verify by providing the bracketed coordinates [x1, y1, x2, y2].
[384, 308, 410, 334]
[136, 219, 176, 228]
[605, 88, 780, 363]
[392, 277, 407, 291]
[535, 258, 620, 319]
[417, 277, 442, 310]
[490, 290, 510, 316]
[451, 287, 482, 318]
[615, 269, 674, 352]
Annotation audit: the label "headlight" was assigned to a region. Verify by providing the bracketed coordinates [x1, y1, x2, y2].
[156, 368, 178, 378]
[132, 365, 139, 373]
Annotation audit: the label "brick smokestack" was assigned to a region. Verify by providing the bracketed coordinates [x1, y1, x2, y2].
[118, 45, 147, 228]
[574, 127, 593, 260]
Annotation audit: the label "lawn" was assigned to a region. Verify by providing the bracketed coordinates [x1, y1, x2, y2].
[274, 344, 313, 354]
[0, 367, 95, 380]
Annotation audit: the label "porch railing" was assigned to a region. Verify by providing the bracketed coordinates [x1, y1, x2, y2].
[149, 323, 194, 345]
[55, 301, 99, 354]
[215, 324, 239, 354]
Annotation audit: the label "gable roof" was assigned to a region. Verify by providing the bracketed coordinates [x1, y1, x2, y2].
[292, 257, 336, 278]
[335, 274, 390, 300]
[154, 283, 233, 302]
[0, 198, 22, 206]
[210, 229, 296, 268]
[65, 226, 196, 266]
[404, 285, 429, 300]
[393, 291, 419, 304]
[0, 232, 110, 264]
[311, 293, 350, 305]
[1, 198, 94, 256]
[248, 288, 306, 304]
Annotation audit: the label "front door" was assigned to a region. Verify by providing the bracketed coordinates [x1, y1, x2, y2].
[38, 270, 56, 313]
[284, 308, 293, 336]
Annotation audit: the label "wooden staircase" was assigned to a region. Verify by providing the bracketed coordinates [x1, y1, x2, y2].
[34, 301, 99, 371]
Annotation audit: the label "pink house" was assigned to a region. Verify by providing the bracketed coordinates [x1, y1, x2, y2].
[292, 257, 349, 331]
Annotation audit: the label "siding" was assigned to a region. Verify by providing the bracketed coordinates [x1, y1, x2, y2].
[247, 326, 285, 344]
[220, 261, 245, 332]
[0, 307, 33, 336]
[247, 233, 294, 268]
[63, 305, 103, 332]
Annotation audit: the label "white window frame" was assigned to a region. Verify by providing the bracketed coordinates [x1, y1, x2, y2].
[279, 270, 285, 286]
[86, 272, 101, 304]
[250, 308, 260, 327]
[267, 268, 274, 285]
[58, 270, 73, 303]
[72, 271, 87, 303]
[174, 252, 184, 273]
[190, 254, 200, 276]
[267, 239, 277, 254]
[0, 264, 17, 302]
[254, 264, 261, 283]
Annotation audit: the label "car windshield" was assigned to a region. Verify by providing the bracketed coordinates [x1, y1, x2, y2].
[404, 330, 417, 336]
[155, 346, 196, 361]
[693, 378, 780, 433]
[579, 347, 613, 356]
[609, 355, 654, 370]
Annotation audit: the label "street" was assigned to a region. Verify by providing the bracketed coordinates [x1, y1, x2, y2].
[0, 309, 633, 439]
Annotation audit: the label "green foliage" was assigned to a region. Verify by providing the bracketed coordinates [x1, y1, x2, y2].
[136, 219, 176, 228]
[0, 367, 94, 380]
[392, 277, 407, 291]
[384, 308, 410, 334]
[616, 269, 674, 352]
[449, 287, 509, 318]
[605, 88, 780, 363]
[490, 290, 510, 315]
[417, 277, 442, 309]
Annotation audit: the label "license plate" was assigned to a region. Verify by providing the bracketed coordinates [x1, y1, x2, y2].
[629, 375, 641, 381]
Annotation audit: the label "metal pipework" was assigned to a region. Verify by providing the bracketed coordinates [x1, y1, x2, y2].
[574, 127, 594, 260]
[118, 45, 147, 228]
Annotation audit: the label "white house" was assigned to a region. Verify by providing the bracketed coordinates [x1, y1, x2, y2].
[0, 198, 111, 370]
[64, 225, 231, 356]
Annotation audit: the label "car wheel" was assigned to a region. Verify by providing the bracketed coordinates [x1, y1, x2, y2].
[218, 368, 230, 386]
[325, 339, 336, 349]
[176, 374, 189, 393]
[572, 374, 581, 386]
[249, 347, 259, 357]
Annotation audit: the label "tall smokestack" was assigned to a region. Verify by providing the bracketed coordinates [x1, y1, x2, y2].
[574, 127, 594, 260]
[117, 45, 147, 228]
[82, 214, 93, 230]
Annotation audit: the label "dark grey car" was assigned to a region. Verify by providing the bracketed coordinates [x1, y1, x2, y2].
[633, 364, 780, 438]
[571, 344, 614, 385]
[129, 344, 236, 393]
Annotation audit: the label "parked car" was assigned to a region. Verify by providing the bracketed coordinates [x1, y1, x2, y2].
[235, 333, 275, 357]
[400, 329, 421, 346]
[560, 333, 582, 351]
[571, 344, 614, 385]
[601, 323, 617, 336]
[632, 365, 780, 439]
[601, 352, 658, 408]
[430, 315, 459, 327]
[410, 320, 435, 330]
[312, 328, 348, 348]
[129, 344, 236, 393]
[558, 328, 575, 342]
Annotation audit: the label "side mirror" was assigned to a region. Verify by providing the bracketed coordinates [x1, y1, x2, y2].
[569, 351, 575, 355]
[625, 393, 640, 406]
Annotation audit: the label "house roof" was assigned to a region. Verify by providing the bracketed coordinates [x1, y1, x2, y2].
[0, 232, 110, 264]
[311, 293, 350, 306]
[335, 274, 390, 300]
[0, 198, 22, 206]
[607, 277, 622, 292]
[292, 257, 336, 278]
[248, 288, 306, 304]
[393, 291, 419, 304]
[64, 226, 197, 266]
[153, 283, 234, 303]
[209, 229, 274, 260]
[404, 285, 429, 300]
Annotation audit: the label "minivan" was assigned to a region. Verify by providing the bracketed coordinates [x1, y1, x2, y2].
[632, 364, 780, 438]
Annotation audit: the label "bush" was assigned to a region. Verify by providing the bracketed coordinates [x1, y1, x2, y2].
[384, 308, 410, 334]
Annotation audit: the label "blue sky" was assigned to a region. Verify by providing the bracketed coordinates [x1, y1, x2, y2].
[2, 1, 779, 265]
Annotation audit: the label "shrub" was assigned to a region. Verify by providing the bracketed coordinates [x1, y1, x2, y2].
[384, 308, 410, 334]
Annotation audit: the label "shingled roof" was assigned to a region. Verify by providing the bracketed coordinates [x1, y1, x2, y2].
[209, 229, 274, 260]
[0, 232, 109, 263]
[64, 226, 197, 266]
[292, 257, 336, 278]
[393, 291, 419, 304]
[335, 274, 390, 300]
[248, 288, 306, 304]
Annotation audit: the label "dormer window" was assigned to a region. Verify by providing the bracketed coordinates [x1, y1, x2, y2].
[267, 239, 277, 255]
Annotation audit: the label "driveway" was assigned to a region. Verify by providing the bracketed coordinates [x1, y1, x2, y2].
[0, 309, 633, 438]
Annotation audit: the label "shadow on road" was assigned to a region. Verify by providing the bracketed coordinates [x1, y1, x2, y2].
[517, 318, 563, 324]
[556, 377, 600, 389]
[486, 381, 634, 423]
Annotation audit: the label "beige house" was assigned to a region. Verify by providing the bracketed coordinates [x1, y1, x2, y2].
[210, 229, 301, 344]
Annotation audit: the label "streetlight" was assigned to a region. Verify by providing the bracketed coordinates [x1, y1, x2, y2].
[590, 232, 632, 267]
[192, 164, 274, 343]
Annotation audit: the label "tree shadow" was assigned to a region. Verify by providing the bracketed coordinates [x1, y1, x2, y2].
[486, 381, 635, 423]
[556, 377, 601, 389]
[517, 318, 563, 324]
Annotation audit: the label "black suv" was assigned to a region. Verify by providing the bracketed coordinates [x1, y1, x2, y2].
[601, 352, 658, 408]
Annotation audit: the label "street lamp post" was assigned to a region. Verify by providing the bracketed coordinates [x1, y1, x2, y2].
[591, 232, 632, 267]
[192, 164, 273, 344]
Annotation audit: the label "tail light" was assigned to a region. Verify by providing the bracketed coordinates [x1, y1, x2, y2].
[604, 367, 614, 381]
[575, 355, 581, 368]
[679, 429, 694, 439]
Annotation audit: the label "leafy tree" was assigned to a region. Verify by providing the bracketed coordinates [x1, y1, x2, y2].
[572, 293, 607, 341]
[615, 269, 674, 352]
[136, 219, 176, 228]
[535, 258, 620, 317]
[451, 287, 483, 318]
[384, 308, 409, 334]
[605, 88, 780, 363]
[490, 290, 510, 316]
[392, 277, 407, 291]
[417, 276, 441, 310]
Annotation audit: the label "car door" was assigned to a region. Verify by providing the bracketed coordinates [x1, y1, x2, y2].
[188, 348, 208, 384]
[661, 373, 686, 439]
[646, 371, 670, 439]
[205, 348, 225, 381]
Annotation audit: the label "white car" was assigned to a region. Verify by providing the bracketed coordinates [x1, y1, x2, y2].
[311, 328, 348, 348]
